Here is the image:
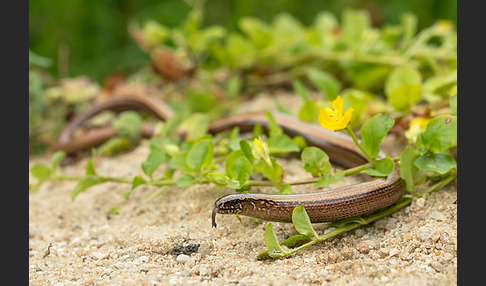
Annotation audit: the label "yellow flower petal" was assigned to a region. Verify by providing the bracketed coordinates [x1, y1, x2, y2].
[318, 96, 354, 131]
[330, 96, 343, 112]
[405, 117, 430, 143]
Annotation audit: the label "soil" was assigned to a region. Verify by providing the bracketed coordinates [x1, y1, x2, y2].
[29, 92, 457, 285]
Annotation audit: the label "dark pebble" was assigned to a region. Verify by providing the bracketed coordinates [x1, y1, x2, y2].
[171, 243, 201, 255]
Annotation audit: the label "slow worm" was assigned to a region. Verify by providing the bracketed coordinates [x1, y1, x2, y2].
[56, 95, 405, 227]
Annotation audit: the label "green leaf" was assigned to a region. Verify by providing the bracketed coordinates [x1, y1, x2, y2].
[123, 176, 147, 200]
[450, 94, 457, 116]
[360, 114, 395, 158]
[349, 65, 392, 92]
[385, 65, 422, 96]
[112, 111, 143, 139]
[422, 70, 457, 102]
[252, 138, 271, 166]
[225, 151, 252, 187]
[301, 147, 330, 175]
[263, 223, 287, 258]
[252, 123, 263, 138]
[268, 134, 300, 154]
[293, 79, 310, 101]
[414, 153, 456, 175]
[385, 66, 422, 110]
[274, 99, 291, 115]
[226, 179, 241, 189]
[399, 145, 419, 193]
[141, 148, 165, 179]
[97, 137, 134, 156]
[50, 151, 66, 174]
[185, 89, 215, 113]
[388, 84, 422, 111]
[254, 158, 284, 184]
[169, 152, 192, 173]
[292, 205, 318, 239]
[360, 157, 395, 177]
[279, 183, 292, 195]
[401, 13, 418, 42]
[280, 234, 311, 248]
[30, 164, 52, 180]
[239, 140, 255, 165]
[86, 151, 97, 176]
[256, 249, 272, 260]
[307, 68, 341, 100]
[342, 9, 370, 42]
[178, 113, 209, 141]
[109, 206, 122, 214]
[206, 172, 229, 187]
[315, 170, 345, 188]
[186, 138, 214, 173]
[226, 76, 242, 99]
[416, 115, 457, 155]
[293, 136, 307, 150]
[71, 177, 102, 200]
[239, 17, 273, 48]
[264, 111, 283, 137]
[131, 176, 147, 189]
[298, 100, 320, 123]
[175, 174, 196, 187]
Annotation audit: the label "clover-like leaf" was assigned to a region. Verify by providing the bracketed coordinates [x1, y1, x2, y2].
[263, 223, 287, 258]
[416, 115, 457, 155]
[414, 153, 456, 175]
[301, 147, 330, 176]
[141, 147, 165, 179]
[187, 138, 214, 173]
[360, 157, 395, 177]
[360, 114, 395, 158]
[292, 205, 318, 239]
[71, 177, 103, 200]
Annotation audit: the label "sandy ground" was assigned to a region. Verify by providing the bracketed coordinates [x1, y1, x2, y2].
[29, 93, 457, 285]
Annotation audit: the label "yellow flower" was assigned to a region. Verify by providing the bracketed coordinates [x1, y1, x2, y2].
[252, 138, 271, 166]
[319, 96, 354, 131]
[405, 117, 431, 143]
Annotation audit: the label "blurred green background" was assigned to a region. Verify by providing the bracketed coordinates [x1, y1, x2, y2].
[29, 0, 456, 83]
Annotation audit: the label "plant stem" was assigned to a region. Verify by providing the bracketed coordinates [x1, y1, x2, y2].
[345, 126, 375, 162]
[286, 198, 413, 256]
[419, 172, 457, 197]
[243, 157, 402, 188]
[281, 168, 457, 258]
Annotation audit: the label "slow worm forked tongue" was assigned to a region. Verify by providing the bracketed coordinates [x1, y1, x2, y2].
[211, 207, 219, 228]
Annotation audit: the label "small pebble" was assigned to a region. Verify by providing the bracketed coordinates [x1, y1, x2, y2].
[91, 252, 106, 260]
[176, 254, 190, 264]
[416, 198, 425, 208]
[431, 211, 447, 221]
[358, 242, 370, 254]
[430, 261, 445, 272]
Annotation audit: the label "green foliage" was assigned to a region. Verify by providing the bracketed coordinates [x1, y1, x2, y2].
[112, 111, 143, 139]
[360, 156, 395, 177]
[292, 204, 318, 239]
[385, 66, 423, 111]
[416, 115, 457, 155]
[30, 5, 457, 261]
[360, 114, 395, 159]
[301, 147, 330, 175]
[141, 148, 165, 179]
[225, 150, 252, 188]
